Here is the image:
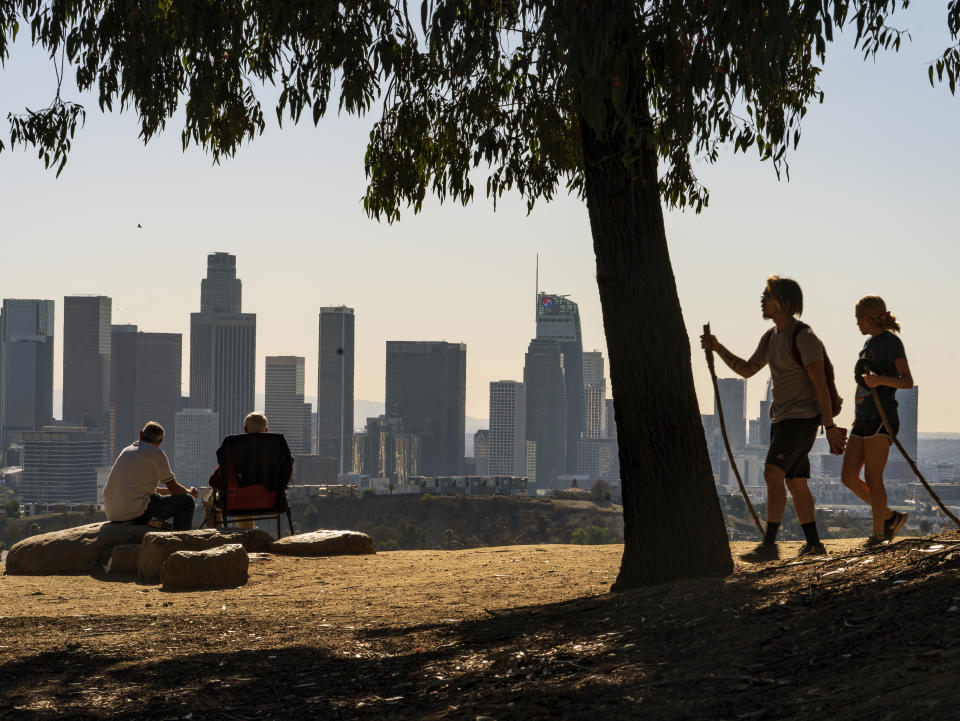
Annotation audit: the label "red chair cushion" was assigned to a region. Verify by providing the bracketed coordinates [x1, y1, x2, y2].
[225, 485, 276, 511]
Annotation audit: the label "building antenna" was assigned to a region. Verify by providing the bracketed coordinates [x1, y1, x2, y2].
[535, 253, 539, 308]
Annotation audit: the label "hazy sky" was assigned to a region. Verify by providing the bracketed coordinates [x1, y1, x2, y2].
[1, 5, 958, 431]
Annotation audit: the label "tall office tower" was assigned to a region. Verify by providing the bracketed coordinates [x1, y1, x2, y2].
[577, 438, 620, 481]
[605, 398, 617, 439]
[715, 377, 747, 450]
[385, 341, 466, 476]
[363, 415, 419, 481]
[265, 356, 309, 453]
[174, 408, 220, 487]
[0, 299, 55, 463]
[758, 376, 773, 446]
[19, 426, 106, 503]
[63, 295, 112, 433]
[489, 381, 527, 477]
[316, 307, 355, 473]
[896, 385, 919, 460]
[536, 293, 585, 474]
[473, 429, 490, 476]
[524, 337, 567, 490]
[110, 325, 182, 461]
[190, 253, 256, 440]
[201, 252, 242, 313]
[582, 351, 606, 440]
[886, 384, 919, 480]
[351, 431, 368, 474]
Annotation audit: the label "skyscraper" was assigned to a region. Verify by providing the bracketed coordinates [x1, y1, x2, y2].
[473, 429, 490, 475]
[536, 293, 585, 474]
[174, 408, 220, 488]
[110, 325, 182, 461]
[385, 341, 466, 476]
[489, 380, 527, 477]
[715, 377, 747, 450]
[316, 306, 355, 473]
[63, 295, 111, 433]
[886, 384, 919, 480]
[201, 251, 242, 313]
[524, 337, 566, 489]
[583, 351, 606, 440]
[19, 426, 106, 503]
[0, 299, 55, 463]
[265, 356, 309, 454]
[189, 253, 256, 439]
[896, 385, 919, 460]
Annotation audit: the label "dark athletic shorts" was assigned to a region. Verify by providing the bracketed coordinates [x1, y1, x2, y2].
[851, 416, 898, 440]
[766, 416, 819, 479]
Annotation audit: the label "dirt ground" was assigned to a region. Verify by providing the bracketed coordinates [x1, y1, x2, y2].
[2, 534, 959, 720]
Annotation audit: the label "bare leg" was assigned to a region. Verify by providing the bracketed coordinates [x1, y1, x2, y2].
[864, 436, 892, 537]
[841, 436, 894, 522]
[764, 463, 787, 524]
[785, 477, 815, 525]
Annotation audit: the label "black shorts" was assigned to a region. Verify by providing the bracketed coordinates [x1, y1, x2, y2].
[851, 416, 898, 439]
[766, 416, 819, 479]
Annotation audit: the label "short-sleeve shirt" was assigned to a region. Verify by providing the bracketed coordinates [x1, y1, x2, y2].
[854, 331, 906, 423]
[747, 320, 824, 423]
[102, 441, 176, 521]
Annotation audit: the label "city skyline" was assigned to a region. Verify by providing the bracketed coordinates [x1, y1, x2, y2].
[2, 6, 958, 431]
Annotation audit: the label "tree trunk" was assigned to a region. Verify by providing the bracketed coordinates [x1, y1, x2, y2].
[579, 113, 733, 589]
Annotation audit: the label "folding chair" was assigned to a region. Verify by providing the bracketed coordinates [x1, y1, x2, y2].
[208, 432, 294, 538]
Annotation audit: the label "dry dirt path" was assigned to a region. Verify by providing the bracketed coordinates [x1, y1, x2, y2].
[1, 537, 958, 720]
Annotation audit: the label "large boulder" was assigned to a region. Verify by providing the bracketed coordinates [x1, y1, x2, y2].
[138, 528, 272, 581]
[160, 543, 249, 591]
[5, 522, 152, 575]
[109, 544, 141, 576]
[269, 530, 376, 556]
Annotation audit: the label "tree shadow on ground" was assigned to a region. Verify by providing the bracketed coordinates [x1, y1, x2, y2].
[3, 538, 959, 720]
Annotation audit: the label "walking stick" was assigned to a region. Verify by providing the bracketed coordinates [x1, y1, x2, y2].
[871, 392, 960, 528]
[703, 324, 765, 536]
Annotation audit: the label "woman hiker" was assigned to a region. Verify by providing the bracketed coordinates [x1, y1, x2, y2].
[840, 295, 913, 547]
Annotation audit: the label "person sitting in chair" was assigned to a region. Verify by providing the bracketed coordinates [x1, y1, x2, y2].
[206, 412, 292, 529]
[103, 421, 199, 530]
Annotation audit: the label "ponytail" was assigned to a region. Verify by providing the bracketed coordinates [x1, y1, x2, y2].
[856, 295, 901, 333]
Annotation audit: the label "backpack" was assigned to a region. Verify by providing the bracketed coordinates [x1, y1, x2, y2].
[790, 321, 843, 418]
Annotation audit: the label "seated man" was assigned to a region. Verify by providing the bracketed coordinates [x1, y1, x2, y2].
[208, 411, 271, 489]
[103, 421, 199, 530]
[203, 411, 293, 528]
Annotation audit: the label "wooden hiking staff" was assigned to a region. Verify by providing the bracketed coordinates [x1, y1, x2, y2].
[872, 392, 960, 528]
[703, 323, 765, 536]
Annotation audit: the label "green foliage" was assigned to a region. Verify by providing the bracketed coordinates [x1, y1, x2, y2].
[570, 524, 619, 545]
[361, 489, 377, 499]
[4, 499, 21, 518]
[356, 518, 428, 550]
[3, 1, 957, 211]
[28, 522, 41, 536]
[589, 480, 612, 504]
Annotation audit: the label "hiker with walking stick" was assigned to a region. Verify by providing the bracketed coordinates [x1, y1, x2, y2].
[840, 296, 913, 548]
[701, 276, 846, 562]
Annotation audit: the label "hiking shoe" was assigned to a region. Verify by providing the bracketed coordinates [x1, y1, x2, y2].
[739, 542, 779, 563]
[883, 511, 908, 542]
[862, 535, 887, 550]
[795, 541, 827, 558]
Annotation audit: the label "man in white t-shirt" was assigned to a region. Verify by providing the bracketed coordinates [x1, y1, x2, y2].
[103, 421, 199, 530]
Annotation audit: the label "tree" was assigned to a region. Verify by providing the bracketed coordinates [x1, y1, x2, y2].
[3, 1, 959, 587]
[3, 499, 20, 519]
